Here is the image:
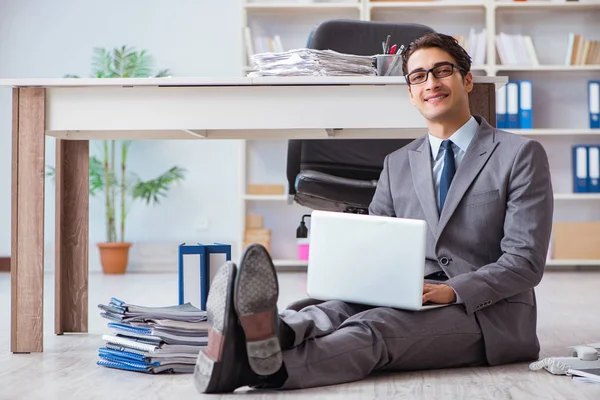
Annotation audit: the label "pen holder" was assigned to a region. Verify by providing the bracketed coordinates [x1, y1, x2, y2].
[375, 54, 403, 77]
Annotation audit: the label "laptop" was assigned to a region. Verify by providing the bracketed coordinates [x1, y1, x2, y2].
[306, 210, 446, 311]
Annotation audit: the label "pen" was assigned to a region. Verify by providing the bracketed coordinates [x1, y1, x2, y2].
[384, 35, 391, 54]
[390, 44, 397, 55]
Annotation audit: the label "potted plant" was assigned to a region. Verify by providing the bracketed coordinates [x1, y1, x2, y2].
[50, 46, 186, 274]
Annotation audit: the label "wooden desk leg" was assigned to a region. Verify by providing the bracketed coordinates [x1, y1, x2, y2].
[55, 139, 89, 335]
[11, 88, 45, 353]
[469, 83, 496, 127]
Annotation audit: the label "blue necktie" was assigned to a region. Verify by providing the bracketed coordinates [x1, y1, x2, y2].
[439, 140, 456, 213]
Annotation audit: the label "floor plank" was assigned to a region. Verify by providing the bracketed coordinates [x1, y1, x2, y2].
[1, 270, 600, 399]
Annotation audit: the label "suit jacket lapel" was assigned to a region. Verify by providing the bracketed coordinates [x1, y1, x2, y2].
[409, 138, 439, 236]
[436, 120, 499, 236]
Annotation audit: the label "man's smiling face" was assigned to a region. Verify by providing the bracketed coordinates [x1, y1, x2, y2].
[406, 47, 473, 124]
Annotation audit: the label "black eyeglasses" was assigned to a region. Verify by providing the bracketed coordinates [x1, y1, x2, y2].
[405, 62, 465, 85]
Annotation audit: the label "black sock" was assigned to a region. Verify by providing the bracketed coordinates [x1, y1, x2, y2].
[278, 319, 295, 351]
[255, 363, 289, 389]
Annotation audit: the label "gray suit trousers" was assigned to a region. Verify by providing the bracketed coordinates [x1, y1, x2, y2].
[278, 300, 486, 390]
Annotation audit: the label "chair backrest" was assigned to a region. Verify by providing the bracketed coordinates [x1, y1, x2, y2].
[287, 20, 435, 199]
[308, 19, 435, 56]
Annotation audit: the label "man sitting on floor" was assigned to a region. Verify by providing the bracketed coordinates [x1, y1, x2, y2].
[193, 32, 554, 393]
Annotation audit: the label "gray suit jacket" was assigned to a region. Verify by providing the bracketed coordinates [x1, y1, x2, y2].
[368, 115, 554, 365]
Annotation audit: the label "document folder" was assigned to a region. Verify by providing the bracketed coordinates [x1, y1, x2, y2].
[589, 81, 599, 129]
[589, 146, 600, 193]
[573, 145, 589, 193]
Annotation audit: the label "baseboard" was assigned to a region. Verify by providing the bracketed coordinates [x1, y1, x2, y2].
[0, 257, 9, 272]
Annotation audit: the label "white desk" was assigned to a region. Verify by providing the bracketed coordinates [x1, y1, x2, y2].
[0, 76, 506, 352]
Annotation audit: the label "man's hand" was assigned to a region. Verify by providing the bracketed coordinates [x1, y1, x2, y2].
[422, 283, 457, 305]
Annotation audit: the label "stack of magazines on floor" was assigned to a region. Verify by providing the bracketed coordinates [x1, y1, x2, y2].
[247, 48, 376, 77]
[97, 297, 208, 374]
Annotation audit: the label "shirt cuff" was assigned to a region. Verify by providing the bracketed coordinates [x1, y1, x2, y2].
[453, 288, 464, 304]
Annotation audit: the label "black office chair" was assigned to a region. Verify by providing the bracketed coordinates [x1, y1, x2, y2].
[286, 19, 435, 215]
[285, 20, 435, 312]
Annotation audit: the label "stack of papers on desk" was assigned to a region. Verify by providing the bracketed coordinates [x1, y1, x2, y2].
[96, 297, 208, 374]
[248, 48, 376, 77]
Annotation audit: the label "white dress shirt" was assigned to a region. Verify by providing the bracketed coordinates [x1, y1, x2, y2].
[428, 116, 479, 211]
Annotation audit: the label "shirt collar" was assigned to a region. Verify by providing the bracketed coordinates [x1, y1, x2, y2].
[428, 116, 479, 159]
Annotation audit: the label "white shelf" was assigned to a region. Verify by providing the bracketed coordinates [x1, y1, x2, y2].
[495, 65, 600, 72]
[554, 193, 600, 200]
[546, 259, 600, 267]
[472, 64, 490, 71]
[245, 2, 362, 12]
[240, 0, 600, 265]
[243, 194, 288, 201]
[273, 259, 308, 268]
[370, 1, 487, 10]
[511, 129, 600, 136]
[494, 1, 600, 11]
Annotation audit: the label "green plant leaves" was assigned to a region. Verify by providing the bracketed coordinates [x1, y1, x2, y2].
[89, 46, 170, 78]
[132, 166, 187, 206]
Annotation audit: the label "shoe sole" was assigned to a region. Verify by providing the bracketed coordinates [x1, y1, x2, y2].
[194, 262, 238, 394]
[234, 244, 282, 376]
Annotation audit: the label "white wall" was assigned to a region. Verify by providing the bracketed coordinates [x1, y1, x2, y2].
[0, 0, 245, 269]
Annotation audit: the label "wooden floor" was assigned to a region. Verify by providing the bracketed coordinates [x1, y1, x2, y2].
[1, 270, 600, 399]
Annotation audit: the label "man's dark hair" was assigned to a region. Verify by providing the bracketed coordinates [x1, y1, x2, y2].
[401, 32, 472, 77]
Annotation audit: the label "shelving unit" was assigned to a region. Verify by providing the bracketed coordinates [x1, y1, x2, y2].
[239, 0, 600, 269]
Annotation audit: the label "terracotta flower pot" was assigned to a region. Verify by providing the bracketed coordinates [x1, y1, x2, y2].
[97, 242, 132, 274]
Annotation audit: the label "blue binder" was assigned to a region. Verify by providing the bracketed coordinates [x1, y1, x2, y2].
[589, 145, 600, 193]
[506, 81, 519, 129]
[573, 145, 589, 193]
[589, 81, 599, 129]
[178, 243, 231, 311]
[496, 84, 507, 129]
[518, 80, 533, 129]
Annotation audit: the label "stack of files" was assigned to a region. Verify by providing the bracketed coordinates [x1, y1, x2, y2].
[247, 48, 377, 77]
[568, 368, 600, 384]
[97, 297, 209, 374]
[496, 80, 532, 129]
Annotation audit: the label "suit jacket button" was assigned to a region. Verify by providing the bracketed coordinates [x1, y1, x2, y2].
[438, 256, 450, 266]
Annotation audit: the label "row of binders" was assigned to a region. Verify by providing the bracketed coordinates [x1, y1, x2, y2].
[573, 145, 600, 193]
[96, 297, 208, 373]
[496, 80, 532, 129]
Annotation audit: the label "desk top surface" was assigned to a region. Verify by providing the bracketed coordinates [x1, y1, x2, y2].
[0, 75, 507, 88]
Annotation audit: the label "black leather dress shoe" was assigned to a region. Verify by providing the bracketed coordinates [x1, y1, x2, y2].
[194, 261, 259, 394]
[234, 243, 283, 376]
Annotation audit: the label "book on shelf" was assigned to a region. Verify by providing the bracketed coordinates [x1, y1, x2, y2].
[495, 32, 539, 66]
[454, 28, 486, 66]
[565, 33, 600, 66]
[244, 25, 285, 66]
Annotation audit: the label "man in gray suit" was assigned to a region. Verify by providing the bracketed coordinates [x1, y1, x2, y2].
[194, 32, 554, 394]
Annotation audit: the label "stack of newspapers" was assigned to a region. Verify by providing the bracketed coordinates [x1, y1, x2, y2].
[248, 48, 376, 77]
[97, 297, 208, 374]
